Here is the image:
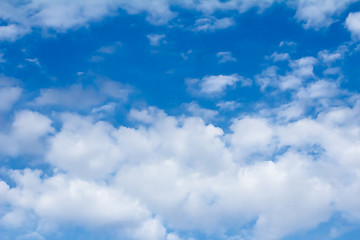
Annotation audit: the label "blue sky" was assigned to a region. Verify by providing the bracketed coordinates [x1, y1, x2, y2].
[2, 1, 360, 240]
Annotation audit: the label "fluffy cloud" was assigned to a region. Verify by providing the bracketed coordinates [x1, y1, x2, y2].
[2, 31, 360, 240]
[256, 56, 318, 91]
[0, 110, 54, 156]
[291, 0, 357, 28]
[216, 100, 242, 111]
[184, 101, 219, 121]
[186, 74, 252, 97]
[1, 0, 356, 41]
[267, 52, 290, 62]
[2, 82, 360, 239]
[0, 75, 22, 112]
[0, 24, 30, 41]
[0, 169, 163, 238]
[346, 11, 360, 38]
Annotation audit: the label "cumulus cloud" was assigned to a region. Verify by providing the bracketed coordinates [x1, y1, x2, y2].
[346, 11, 360, 38]
[2, 3, 360, 238]
[0, 24, 30, 41]
[0, 169, 162, 237]
[2, 68, 360, 239]
[0, 110, 54, 157]
[267, 52, 290, 62]
[291, 0, 357, 28]
[186, 74, 252, 97]
[318, 45, 348, 64]
[256, 56, 318, 91]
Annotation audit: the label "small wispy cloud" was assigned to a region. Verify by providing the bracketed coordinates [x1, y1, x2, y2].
[97, 42, 122, 55]
[193, 17, 235, 32]
[25, 58, 40, 66]
[147, 34, 166, 46]
[266, 52, 290, 62]
[216, 51, 236, 63]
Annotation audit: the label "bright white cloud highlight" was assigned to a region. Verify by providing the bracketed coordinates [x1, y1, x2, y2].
[186, 74, 252, 96]
[0, 24, 30, 41]
[256, 56, 318, 91]
[292, 0, 357, 28]
[346, 11, 360, 38]
[0, 110, 54, 156]
[2, 72, 360, 239]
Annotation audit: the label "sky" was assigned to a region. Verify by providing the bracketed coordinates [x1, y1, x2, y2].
[2, 0, 360, 239]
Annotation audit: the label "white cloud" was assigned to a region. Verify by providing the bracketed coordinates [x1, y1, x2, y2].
[184, 101, 219, 121]
[279, 40, 296, 47]
[291, 0, 357, 28]
[229, 117, 275, 161]
[32, 84, 102, 109]
[216, 51, 236, 63]
[0, 87, 22, 112]
[318, 45, 348, 64]
[256, 56, 318, 91]
[0, 24, 30, 41]
[128, 106, 167, 124]
[0, 110, 54, 157]
[193, 17, 235, 31]
[267, 52, 290, 62]
[129, 218, 166, 240]
[216, 100, 242, 111]
[2, 83, 360, 239]
[147, 34, 166, 46]
[0, 169, 159, 235]
[186, 74, 252, 97]
[0, 0, 357, 41]
[346, 11, 360, 38]
[32, 80, 131, 110]
[290, 56, 318, 77]
[46, 114, 123, 179]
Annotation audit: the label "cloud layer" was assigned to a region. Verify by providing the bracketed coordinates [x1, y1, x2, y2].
[0, 0, 359, 41]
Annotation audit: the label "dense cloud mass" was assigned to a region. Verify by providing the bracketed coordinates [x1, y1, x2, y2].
[2, 51, 360, 239]
[1, 0, 360, 240]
